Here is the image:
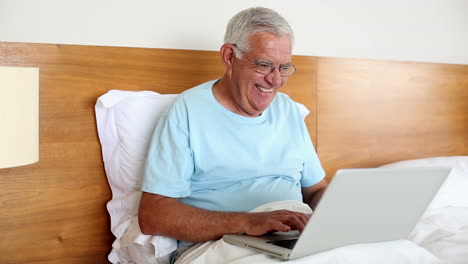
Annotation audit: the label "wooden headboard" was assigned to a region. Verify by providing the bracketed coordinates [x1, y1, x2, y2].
[0, 42, 467, 263]
[317, 57, 468, 179]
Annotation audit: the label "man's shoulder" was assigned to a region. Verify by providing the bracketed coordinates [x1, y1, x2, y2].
[166, 79, 217, 115]
[275, 92, 294, 103]
[271, 92, 299, 111]
[267, 92, 308, 122]
[177, 79, 217, 100]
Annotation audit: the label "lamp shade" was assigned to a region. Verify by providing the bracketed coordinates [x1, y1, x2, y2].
[0, 66, 39, 168]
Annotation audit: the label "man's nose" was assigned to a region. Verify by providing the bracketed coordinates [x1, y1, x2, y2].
[265, 68, 283, 87]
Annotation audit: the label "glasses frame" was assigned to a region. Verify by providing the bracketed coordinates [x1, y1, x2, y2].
[232, 44, 296, 77]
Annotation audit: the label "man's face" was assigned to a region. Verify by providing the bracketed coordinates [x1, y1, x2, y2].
[229, 32, 292, 117]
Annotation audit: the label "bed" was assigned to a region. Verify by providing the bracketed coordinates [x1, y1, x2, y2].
[0, 42, 467, 263]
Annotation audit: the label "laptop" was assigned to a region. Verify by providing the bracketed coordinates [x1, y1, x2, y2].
[223, 167, 450, 260]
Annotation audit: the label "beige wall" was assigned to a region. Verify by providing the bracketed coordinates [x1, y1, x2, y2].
[0, 0, 467, 65]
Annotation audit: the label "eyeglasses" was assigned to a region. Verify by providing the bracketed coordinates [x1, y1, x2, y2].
[233, 44, 296, 77]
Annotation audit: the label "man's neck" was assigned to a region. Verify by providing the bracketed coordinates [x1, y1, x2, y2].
[212, 77, 262, 117]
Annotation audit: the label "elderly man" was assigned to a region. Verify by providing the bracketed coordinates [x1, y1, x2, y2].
[138, 6, 327, 261]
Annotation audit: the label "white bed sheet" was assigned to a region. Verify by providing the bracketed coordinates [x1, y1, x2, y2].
[176, 202, 468, 264]
[410, 206, 468, 264]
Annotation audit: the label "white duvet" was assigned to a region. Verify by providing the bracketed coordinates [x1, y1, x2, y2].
[176, 201, 468, 264]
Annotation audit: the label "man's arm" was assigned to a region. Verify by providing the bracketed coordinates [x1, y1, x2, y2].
[138, 192, 310, 242]
[302, 179, 328, 210]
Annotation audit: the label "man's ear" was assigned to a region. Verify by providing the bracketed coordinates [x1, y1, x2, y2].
[220, 43, 236, 76]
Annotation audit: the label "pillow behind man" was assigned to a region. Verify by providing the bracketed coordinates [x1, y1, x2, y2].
[96, 90, 178, 263]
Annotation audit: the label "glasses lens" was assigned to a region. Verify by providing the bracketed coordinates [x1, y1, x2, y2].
[256, 63, 274, 75]
[279, 66, 296, 77]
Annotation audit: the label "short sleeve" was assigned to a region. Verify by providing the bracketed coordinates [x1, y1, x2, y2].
[141, 102, 194, 198]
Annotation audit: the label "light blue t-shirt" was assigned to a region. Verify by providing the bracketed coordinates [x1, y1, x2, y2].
[142, 80, 325, 212]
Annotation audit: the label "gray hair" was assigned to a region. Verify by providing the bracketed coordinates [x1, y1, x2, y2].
[224, 7, 294, 59]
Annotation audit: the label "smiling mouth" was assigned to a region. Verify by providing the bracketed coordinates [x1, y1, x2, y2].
[256, 85, 274, 93]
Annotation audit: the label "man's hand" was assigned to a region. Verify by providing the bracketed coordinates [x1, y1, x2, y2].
[240, 210, 310, 236]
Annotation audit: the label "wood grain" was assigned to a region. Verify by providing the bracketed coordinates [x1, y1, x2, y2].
[0, 42, 317, 263]
[317, 57, 468, 179]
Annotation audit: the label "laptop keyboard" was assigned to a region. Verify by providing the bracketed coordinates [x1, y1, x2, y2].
[267, 239, 298, 249]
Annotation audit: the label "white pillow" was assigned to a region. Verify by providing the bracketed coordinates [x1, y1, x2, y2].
[379, 156, 468, 210]
[95, 89, 311, 262]
[96, 90, 179, 263]
[96, 90, 178, 239]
